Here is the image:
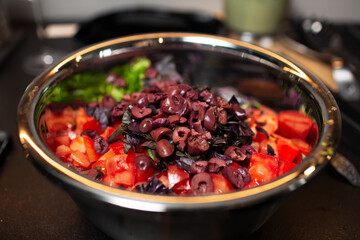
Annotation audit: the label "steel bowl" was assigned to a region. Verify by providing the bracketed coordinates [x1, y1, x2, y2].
[18, 33, 341, 240]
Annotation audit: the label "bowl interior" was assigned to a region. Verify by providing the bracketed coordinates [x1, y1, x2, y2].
[18, 33, 341, 211]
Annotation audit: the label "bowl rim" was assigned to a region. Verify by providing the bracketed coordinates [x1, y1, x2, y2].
[18, 32, 341, 212]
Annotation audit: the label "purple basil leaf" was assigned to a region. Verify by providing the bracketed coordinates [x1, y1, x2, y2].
[229, 95, 240, 105]
[211, 152, 232, 163]
[126, 134, 141, 146]
[94, 107, 111, 131]
[124, 143, 132, 154]
[175, 157, 195, 172]
[239, 122, 254, 137]
[135, 176, 171, 195]
[128, 121, 140, 132]
[141, 140, 157, 150]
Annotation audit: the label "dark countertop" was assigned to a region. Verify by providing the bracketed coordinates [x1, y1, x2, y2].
[0, 23, 360, 240]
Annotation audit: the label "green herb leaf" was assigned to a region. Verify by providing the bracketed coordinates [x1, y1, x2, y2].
[147, 149, 156, 161]
[43, 57, 150, 105]
[107, 108, 131, 142]
[110, 57, 151, 94]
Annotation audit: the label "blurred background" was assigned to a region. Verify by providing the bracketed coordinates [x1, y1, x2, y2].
[3, 0, 360, 23]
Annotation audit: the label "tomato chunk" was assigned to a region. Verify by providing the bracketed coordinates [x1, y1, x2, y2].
[98, 148, 116, 161]
[167, 164, 190, 188]
[114, 170, 135, 187]
[247, 152, 278, 187]
[82, 135, 100, 163]
[70, 136, 86, 153]
[157, 172, 170, 188]
[259, 139, 278, 156]
[44, 107, 75, 132]
[291, 138, 312, 163]
[75, 107, 101, 134]
[55, 135, 70, 147]
[277, 138, 300, 163]
[55, 144, 71, 161]
[109, 141, 125, 155]
[278, 160, 297, 176]
[251, 106, 279, 135]
[277, 111, 313, 140]
[101, 126, 116, 140]
[70, 150, 90, 168]
[172, 179, 192, 195]
[210, 173, 234, 193]
[306, 122, 319, 147]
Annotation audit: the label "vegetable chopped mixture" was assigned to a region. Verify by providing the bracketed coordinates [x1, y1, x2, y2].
[41, 57, 318, 195]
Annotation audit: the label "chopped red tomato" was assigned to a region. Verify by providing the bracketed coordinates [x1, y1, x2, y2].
[278, 160, 297, 176]
[70, 150, 91, 168]
[210, 173, 234, 193]
[157, 172, 170, 188]
[247, 152, 278, 187]
[259, 139, 278, 156]
[55, 144, 72, 161]
[306, 122, 319, 147]
[98, 148, 116, 161]
[70, 136, 86, 153]
[291, 138, 312, 163]
[109, 141, 125, 155]
[101, 126, 116, 140]
[251, 106, 279, 135]
[43, 132, 56, 151]
[277, 138, 300, 163]
[135, 168, 154, 183]
[75, 107, 101, 134]
[55, 134, 70, 147]
[253, 131, 268, 143]
[82, 135, 100, 163]
[101, 149, 136, 187]
[105, 154, 129, 176]
[133, 153, 155, 183]
[44, 107, 75, 132]
[91, 159, 106, 174]
[82, 118, 102, 133]
[167, 164, 190, 188]
[172, 179, 192, 195]
[277, 111, 313, 140]
[114, 170, 135, 187]
[103, 175, 120, 187]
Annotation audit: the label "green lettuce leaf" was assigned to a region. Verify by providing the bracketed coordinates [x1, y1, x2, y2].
[43, 57, 151, 105]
